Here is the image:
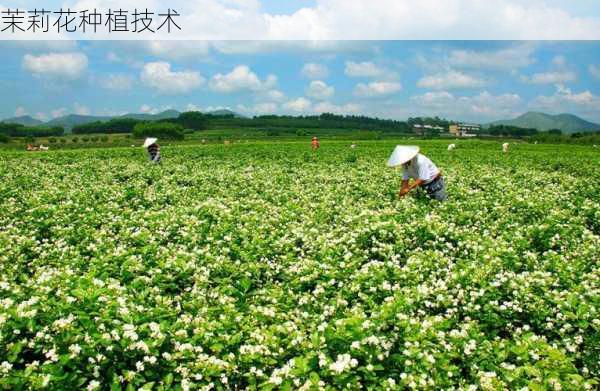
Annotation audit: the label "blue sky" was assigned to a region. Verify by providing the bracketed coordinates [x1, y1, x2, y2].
[2, 40, 599, 124]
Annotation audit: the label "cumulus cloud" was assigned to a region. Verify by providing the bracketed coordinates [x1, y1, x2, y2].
[263, 0, 600, 39]
[306, 80, 335, 100]
[283, 97, 312, 112]
[410, 90, 522, 120]
[354, 81, 402, 97]
[139, 104, 174, 114]
[14, 106, 27, 117]
[345, 61, 387, 78]
[73, 103, 91, 116]
[22, 52, 88, 80]
[102, 74, 135, 91]
[417, 71, 487, 90]
[140, 62, 204, 95]
[51, 108, 68, 118]
[237, 102, 279, 115]
[531, 84, 600, 114]
[41, 0, 600, 39]
[209, 65, 276, 93]
[589, 65, 600, 80]
[521, 71, 577, 85]
[301, 63, 330, 79]
[313, 101, 362, 114]
[447, 43, 535, 70]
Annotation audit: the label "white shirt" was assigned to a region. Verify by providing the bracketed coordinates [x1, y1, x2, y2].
[402, 153, 440, 184]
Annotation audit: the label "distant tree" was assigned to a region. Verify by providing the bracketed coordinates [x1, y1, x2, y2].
[548, 128, 562, 135]
[0, 133, 9, 143]
[177, 111, 208, 130]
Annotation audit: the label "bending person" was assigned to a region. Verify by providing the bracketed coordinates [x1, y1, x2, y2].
[388, 145, 447, 201]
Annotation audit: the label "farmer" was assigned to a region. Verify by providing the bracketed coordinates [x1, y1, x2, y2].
[388, 145, 447, 201]
[143, 137, 161, 164]
[311, 136, 320, 151]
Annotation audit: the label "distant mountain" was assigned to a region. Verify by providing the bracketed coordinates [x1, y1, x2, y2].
[45, 114, 113, 130]
[207, 109, 244, 118]
[490, 111, 600, 134]
[43, 110, 181, 131]
[0, 109, 247, 131]
[1, 115, 44, 126]
[119, 109, 181, 121]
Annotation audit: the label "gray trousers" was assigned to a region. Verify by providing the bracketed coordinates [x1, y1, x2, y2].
[422, 176, 448, 201]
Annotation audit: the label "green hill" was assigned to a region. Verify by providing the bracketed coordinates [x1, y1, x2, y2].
[1, 115, 44, 127]
[490, 112, 600, 134]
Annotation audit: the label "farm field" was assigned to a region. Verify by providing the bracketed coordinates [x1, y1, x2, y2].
[0, 140, 598, 390]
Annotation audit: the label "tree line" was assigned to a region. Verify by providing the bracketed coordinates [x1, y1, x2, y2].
[0, 123, 64, 137]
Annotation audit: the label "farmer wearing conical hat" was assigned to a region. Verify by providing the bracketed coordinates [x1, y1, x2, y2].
[388, 145, 447, 201]
[311, 136, 320, 151]
[143, 138, 161, 164]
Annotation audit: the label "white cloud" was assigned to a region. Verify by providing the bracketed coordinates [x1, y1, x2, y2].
[345, 61, 386, 78]
[237, 102, 279, 115]
[22, 52, 88, 80]
[35, 112, 49, 122]
[410, 90, 522, 120]
[263, 89, 286, 102]
[552, 55, 567, 67]
[531, 84, 600, 112]
[302, 63, 330, 79]
[262, 0, 600, 39]
[38, 0, 600, 40]
[521, 71, 577, 85]
[139, 104, 174, 114]
[313, 101, 362, 114]
[142, 41, 211, 60]
[15, 106, 27, 117]
[209, 65, 276, 93]
[283, 97, 312, 112]
[354, 81, 402, 97]
[589, 65, 600, 80]
[102, 74, 135, 91]
[51, 108, 68, 119]
[140, 62, 204, 95]
[73, 103, 91, 116]
[447, 43, 535, 70]
[417, 71, 486, 90]
[306, 80, 335, 100]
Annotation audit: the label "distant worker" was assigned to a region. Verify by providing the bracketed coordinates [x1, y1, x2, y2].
[311, 136, 320, 151]
[388, 145, 447, 201]
[143, 137, 161, 164]
[502, 142, 509, 153]
[351, 144, 357, 149]
[448, 143, 456, 151]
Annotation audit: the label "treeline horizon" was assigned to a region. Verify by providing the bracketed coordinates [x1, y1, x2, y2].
[1, 112, 599, 144]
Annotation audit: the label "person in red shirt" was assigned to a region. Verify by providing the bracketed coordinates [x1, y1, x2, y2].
[311, 136, 320, 151]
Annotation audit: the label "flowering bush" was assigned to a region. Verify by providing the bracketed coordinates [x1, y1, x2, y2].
[0, 140, 598, 390]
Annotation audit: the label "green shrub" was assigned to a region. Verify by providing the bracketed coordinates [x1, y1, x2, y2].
[81, 137, 89, 142]
[48, 137, 57, 143]
[0, 133, 9, 143]
[100, 136, 109, 142]
[72, 137, 79, 143]
[59, 138, 67, 143]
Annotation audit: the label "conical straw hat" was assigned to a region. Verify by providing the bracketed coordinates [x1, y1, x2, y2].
[387, 145, 419, 167]
[143, 138, 158, 148]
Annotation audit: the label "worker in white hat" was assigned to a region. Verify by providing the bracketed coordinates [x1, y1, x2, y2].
[143, 137, 161, 164]
[388, 145, 447, 201]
